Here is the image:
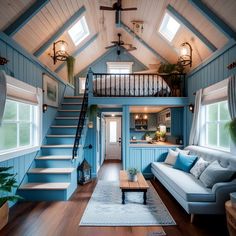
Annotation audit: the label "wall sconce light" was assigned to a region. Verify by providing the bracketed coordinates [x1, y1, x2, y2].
[135, 114, 148, 119]
[178, 42, 193, 67]
[43, 104, 48, 113]
[88, 121, 93, 128]
[50, 40, 69, 64]
[189, 104, 194, 113]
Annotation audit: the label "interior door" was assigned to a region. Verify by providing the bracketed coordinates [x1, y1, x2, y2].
[105, 117, 121, 160]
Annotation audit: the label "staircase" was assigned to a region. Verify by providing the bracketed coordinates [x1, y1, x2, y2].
[18, 95, 88, 201]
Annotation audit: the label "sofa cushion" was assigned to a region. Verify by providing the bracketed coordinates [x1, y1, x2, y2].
[164, 149, 179, 165]
[176, 148, 190, 155]
[190, 157, 210, 179]
[173, 153, 198, 173]
[152, 162, 215, 202]
[200, 160, 235, 188]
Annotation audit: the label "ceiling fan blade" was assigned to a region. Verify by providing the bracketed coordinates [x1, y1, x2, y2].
[121, 7, 137, 11]
[105, 45, 116, 49]
[100, 6, 114, 11]
[111, 41, 119, 44]
[126, 47, 137, 51]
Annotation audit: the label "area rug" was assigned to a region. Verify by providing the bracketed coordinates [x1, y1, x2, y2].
[79, 180, 176, 226]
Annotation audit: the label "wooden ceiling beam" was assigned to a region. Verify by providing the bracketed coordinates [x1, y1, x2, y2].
[3, 0, 50, 37]
[55, 33, 99, 73]
[167, 4, 217, 52]
[189, 0, 236, 41]
[120, 21, 169, 64]
[34, 6, 86, 57]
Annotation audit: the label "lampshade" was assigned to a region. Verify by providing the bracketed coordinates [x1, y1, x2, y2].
[51, 40, 69, 64]
[178, 42, 192, 67]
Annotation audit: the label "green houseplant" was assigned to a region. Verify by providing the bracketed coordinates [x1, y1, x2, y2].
[225, 118, 236, 144]
[66, 56, 75, 86]
[128, 168, 139, 182]
[156, 131, 166, 142]
[0, 166, 21, 230]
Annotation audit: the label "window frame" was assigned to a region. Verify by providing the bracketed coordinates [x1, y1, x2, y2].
[0, 75, 42, 162]
[68, 16, 90, 46]
[106, 62, 133, 74]
[200, 100, 231, 152]
[158, 11, 181, 42]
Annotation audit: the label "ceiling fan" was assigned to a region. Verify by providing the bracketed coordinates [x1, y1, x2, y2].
[100, 0, 137, 24]
[105, 33, 137, 55]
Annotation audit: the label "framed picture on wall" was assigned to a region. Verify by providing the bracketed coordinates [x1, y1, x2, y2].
[43, 73, 59, 107]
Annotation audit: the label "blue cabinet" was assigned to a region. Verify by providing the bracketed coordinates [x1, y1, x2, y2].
[127, 146, 180, 177]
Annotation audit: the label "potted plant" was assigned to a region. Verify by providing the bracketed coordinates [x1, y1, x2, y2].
[128, 168, 139, 182]
[0, 167, 21, 230]
[225, 118, 236, 144]
[156, 131, 166, 142]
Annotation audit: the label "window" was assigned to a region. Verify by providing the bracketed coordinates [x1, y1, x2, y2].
[0, 72, 42, 161]
[109, 121, 117, 143]
[159, 12, 180, 42]
[0, 100, 37, 152]
[204, 101, 231, 151]
[68, 16, 89, 46]
[79, 77, 86, 94]
[107, 62, 133, 74]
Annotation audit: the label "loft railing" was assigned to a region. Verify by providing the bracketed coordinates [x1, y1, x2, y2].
[72, 74, 89, 160]
[92, 73, 186, 97]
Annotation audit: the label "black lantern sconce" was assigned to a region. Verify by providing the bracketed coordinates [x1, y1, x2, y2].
[178, 42, 193, 67]
[43, 104, 48, 113]
[77, 159, 92, 185]
[50, 40, 69, 64]
[189, 104, 194, 113]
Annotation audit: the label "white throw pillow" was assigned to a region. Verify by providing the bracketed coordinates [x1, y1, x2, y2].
[165, 149, 179, 165]
[190, 157, 209, 179]
[176, 148, 190, 155]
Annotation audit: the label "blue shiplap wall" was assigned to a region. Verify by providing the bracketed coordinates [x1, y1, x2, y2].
[187, 43, 236, 142]
[77, 47, 148, 77]
[0, 32, 73, 206]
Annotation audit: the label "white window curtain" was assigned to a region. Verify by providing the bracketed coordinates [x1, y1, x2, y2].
[189, 89, 203, 145]
[0, 70, 7, 125]
[228, 75, 236, 119]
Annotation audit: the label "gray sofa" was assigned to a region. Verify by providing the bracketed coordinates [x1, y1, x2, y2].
[151, 145, 236, 222]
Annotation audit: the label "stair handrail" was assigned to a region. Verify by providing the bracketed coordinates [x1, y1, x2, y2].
[72, 74, 89, 160]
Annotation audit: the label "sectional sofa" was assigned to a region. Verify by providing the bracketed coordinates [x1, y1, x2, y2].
[151, 145, 236, 222]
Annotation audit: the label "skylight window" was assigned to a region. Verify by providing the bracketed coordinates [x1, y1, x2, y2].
[68, 16, 89, 46]
[159, 12, 180, 42]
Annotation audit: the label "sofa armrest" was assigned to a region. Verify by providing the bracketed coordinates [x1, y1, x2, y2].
[212, 179, 236, 203]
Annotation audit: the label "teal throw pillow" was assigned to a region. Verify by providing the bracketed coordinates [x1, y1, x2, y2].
[173, 153, 198, 173]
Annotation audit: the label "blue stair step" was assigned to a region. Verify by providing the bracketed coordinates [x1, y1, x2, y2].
[55, 117, 79, 125]
[27, 168, 74, 182]
[46, 136, 75, 145]
[18, 183, 70, 201]
[57, 110, 81, 117]
[61, 103, 82, 110]
[63, 96, 83, 103]
[35, 155, 74, 168]
[40, 144, 80, 155]
[50, 125, 77, 135]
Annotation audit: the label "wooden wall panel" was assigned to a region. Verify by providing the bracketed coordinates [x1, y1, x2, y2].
[186, 43, 236, 142]
[0, 33, 71, 206]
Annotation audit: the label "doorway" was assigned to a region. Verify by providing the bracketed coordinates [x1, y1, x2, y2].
[105, 117, 122, 160]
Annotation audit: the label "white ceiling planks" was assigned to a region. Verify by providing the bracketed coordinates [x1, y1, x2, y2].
[0, 0, 234, 81]
[0, 0, 35, 30]
[202, 0, 236, 32]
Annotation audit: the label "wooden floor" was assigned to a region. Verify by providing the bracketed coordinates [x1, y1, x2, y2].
[0, 161, 228, 236]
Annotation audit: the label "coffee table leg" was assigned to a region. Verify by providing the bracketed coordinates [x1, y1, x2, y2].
[122, 191, 125, 204]
[143, 191, 147, 205]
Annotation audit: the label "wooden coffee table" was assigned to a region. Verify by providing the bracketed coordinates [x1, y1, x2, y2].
[119, 170, 149, 205]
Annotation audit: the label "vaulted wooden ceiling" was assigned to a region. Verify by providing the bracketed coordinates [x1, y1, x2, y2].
[0, 0, 236, 82]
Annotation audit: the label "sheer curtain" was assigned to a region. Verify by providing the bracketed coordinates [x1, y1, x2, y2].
[228, 75, 236, 119]
[189, 89, 203, 145]
[0, 70, 7, 125]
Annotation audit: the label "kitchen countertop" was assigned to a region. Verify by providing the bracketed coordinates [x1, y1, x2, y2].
[130, 140, 183, 147]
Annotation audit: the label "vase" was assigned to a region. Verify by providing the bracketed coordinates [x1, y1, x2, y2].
[128, 174, 138, 182]
[0, 201, 9, 230]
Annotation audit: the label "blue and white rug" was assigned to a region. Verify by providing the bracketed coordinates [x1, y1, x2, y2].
[79, 180, 176, 226]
